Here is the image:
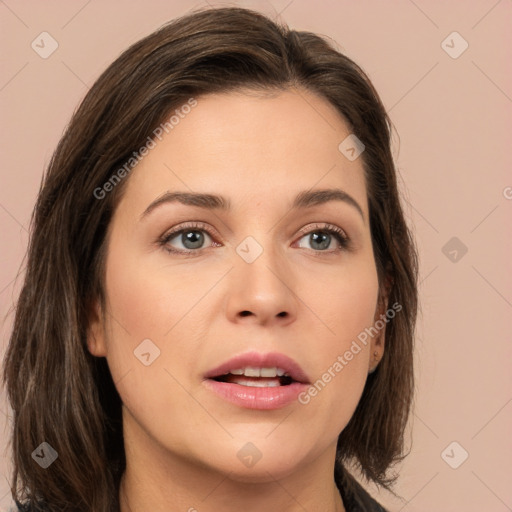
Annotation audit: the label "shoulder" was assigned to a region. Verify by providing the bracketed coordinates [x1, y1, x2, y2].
[347, 485, 389, 512]
[335, 469, 390, 512]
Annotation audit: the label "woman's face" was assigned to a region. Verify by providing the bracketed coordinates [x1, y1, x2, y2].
[88, 89, 385, 481]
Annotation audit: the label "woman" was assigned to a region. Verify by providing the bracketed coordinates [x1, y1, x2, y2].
[3, 7, 418, 512]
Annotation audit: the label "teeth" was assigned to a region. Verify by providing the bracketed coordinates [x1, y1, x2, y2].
[244, 366, 261, 377]
[260, 367, 277, 377]
[235, 377, 281, 388]
[227, 367, 289, 378]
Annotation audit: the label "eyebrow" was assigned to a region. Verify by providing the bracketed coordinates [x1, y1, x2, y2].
[140, 188, 365, 221]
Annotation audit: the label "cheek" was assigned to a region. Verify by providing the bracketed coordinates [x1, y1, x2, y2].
[99, 239, 224, 407]
[310, 254, 379, 351]
[296, 256, 378, 428]
[100, 249, 209, 449]
[103, 235, 216, 345]
[98, 242, 186, 391]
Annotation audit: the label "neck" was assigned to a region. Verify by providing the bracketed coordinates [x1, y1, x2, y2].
[118, 412, 345, 512]
[119, 471, 345, 512]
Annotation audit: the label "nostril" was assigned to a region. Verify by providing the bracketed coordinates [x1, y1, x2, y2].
[239, 311, 252, 317]
[277, 311, 287, 317]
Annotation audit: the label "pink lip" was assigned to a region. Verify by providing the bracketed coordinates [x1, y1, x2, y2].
[204, 351, 310, 384]
[203, 351, 310, 411]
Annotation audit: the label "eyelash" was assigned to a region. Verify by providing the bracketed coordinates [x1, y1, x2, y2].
[157, 221, 351, 257]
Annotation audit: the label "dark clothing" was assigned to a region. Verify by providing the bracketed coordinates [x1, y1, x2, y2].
[336, 470, 389, 512]
[15, 470, 389, 511]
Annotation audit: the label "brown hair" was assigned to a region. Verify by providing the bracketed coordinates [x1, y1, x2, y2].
[2, 7, 418, 511]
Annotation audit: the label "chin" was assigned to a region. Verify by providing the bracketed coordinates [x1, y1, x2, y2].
[194, 436, 316, 483]
[219, 457, 305, 484]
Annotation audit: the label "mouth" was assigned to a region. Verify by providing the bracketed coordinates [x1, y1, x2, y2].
[204, 351, 310, 386]
[203, 351, 310, 410]
[210, 367, 296, 388]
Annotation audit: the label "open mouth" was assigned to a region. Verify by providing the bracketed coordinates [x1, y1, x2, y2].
[211, 367, 295, 388]
[204, 353, 309, 409]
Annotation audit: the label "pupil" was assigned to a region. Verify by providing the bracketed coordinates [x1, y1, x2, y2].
[183, 230, 204, 249]
[311, 232, 330, 250]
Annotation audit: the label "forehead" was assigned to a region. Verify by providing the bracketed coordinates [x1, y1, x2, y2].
[117, 88, 368, 218]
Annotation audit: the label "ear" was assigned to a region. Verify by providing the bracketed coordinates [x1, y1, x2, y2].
[86, 298, 108, 357]
[368, 273, 393, 372]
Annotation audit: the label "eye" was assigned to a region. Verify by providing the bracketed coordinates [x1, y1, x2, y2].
[158, 222, 219, 255]
[158, 221, 350, 256]
[295, 223, 350, 253]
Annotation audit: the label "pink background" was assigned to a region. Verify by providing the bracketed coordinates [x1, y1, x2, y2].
[1, 1, 511, 510]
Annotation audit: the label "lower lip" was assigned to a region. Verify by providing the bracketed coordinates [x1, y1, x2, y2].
[203, 379, 308, 410]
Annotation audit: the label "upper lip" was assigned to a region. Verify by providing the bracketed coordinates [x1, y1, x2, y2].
[204, 351, 310, 384]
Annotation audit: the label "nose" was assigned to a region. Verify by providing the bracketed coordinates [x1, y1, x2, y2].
[224, 241, 298, 327]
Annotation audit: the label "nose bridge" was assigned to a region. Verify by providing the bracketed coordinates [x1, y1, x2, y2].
[235, 231, 287, 292]
[226, 229, 298, 323]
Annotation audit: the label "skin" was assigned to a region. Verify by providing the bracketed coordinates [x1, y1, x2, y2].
[87, 88, 387, 512]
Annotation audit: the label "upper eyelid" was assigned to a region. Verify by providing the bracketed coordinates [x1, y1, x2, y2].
[163, 221, 347, 236]
[296, 222, 347, 237]
[163, 221, 217, 239]
[161, 221, 349, 247]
